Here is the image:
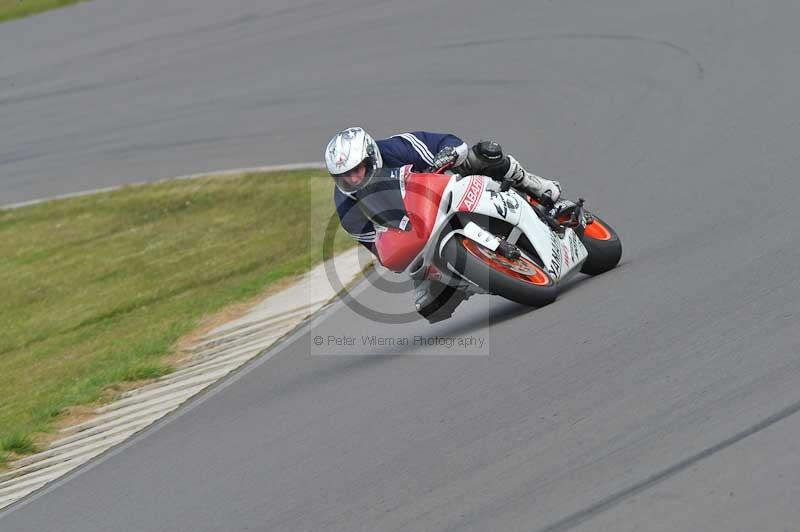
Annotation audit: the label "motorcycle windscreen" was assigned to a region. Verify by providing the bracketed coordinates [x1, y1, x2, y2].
[352, 168, 411, 231]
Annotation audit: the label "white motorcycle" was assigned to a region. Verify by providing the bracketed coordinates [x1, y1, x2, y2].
[354, 164, 622, 320]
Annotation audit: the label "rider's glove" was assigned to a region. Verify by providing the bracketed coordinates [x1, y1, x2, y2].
[539, 180, 562, 204]
[431, 146, 459, 170]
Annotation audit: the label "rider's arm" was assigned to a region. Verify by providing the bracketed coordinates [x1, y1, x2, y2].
[378, 132, 468, 171]
[334, 187, 377, 255]
[408, 131, 469, 167]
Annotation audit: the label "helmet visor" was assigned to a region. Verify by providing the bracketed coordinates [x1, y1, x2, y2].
[332, 158, 375, 193]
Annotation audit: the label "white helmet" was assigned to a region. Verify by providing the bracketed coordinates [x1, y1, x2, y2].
[325, 127, 383, 193]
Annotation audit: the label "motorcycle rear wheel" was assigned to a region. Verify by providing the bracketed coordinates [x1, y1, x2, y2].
[442, 235, 558, 307]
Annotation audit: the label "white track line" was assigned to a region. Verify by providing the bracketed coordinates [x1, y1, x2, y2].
[0, 162, 326, 210]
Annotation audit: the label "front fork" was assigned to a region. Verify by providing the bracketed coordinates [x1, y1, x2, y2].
[528, 196, 594, 238]
[557, 198, 595, 239]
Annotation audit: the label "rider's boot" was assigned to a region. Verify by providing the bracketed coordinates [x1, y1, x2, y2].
[504, 155, 562, 204]
[414, 278, 437, 312]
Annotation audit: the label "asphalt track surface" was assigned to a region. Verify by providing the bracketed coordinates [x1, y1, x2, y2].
[2, 1, 800, 530]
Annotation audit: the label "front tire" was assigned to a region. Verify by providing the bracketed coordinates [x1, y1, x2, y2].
[579, 215, 622, 275]
[442, 235, 558, 307]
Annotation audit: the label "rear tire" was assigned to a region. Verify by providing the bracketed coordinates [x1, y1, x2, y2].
[442, 235, 557, 307]
[579, 215, 622, 275]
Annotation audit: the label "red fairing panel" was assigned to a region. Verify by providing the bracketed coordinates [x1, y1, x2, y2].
[375, 171, 450, 272]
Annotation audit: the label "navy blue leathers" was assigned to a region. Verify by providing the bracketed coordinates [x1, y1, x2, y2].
[334, 132, 468, 253]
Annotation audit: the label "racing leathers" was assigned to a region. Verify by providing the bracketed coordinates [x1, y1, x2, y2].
[334, 131, 562, 322]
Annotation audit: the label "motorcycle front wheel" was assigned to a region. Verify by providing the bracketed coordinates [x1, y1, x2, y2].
[578, 215, 622, 275]
[442, 235, 558, 307]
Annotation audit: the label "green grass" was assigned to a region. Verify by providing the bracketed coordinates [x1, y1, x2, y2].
[120, 364, 174, 382]
[1, 434, 37, 454]
[0, 170, 354, 462]
[0, 0, 84, 23]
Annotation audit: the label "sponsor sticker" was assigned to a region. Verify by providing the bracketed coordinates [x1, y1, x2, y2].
[569, 233, 581, 260]
[457, 175, 484, 212]
[398, 164, 412, 197]
[492, 195, 508, 218]
[488, 190, 519, 219]
[549, 231, 562, 278]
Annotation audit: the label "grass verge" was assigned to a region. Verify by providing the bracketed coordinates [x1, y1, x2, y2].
[0, 170, 354, 465]
[0, 0, 84, 23]
[1, 434, 37, 455]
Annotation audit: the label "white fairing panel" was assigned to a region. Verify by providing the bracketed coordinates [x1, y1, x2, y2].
[451, 174, 588, 281]
[516, 210, 587, 281]
[452, 175, 522, 226]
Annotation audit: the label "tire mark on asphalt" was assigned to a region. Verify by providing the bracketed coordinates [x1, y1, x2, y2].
[535, 397, 800, 532]
[435, 33, 705, 80]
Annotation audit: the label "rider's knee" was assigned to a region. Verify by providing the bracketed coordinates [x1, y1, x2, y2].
[456, 140, 511, 180]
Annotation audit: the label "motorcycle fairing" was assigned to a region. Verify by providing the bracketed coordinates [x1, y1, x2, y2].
[372, 169, 588, 283]
[513, 200, 588, 281]
[447, 176, 588, 281]
[455, 176, 523, 226]
[353, 167, 409, 230]
[373, 170, 452, 273]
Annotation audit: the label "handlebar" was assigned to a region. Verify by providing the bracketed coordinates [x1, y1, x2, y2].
[433, 162, 454, 175]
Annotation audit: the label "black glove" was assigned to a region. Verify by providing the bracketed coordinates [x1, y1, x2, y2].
[431, 146, 459, 170]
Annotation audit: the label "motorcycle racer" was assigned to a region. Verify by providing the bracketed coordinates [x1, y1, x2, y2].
[325, 126, 563, 322]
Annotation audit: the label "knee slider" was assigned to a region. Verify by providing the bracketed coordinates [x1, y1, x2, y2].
[475, 140, 503, 161]
[461, 140, 510, 179]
